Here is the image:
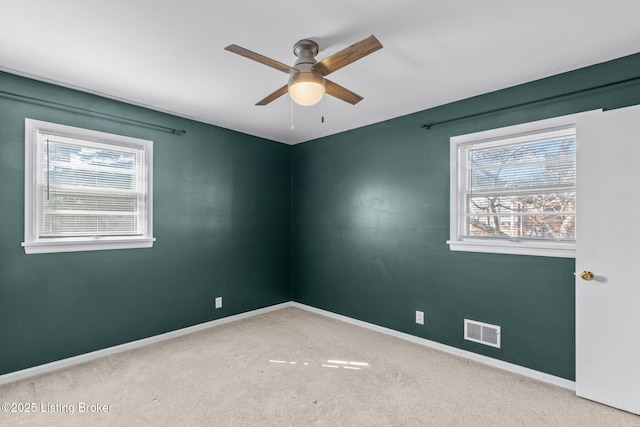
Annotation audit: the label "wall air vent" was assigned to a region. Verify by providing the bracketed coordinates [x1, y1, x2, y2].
[464, 319, 501, 348]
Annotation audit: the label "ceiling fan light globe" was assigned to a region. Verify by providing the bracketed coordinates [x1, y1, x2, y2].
[288, 72, 325, 106]
[289, 82, 325, 106]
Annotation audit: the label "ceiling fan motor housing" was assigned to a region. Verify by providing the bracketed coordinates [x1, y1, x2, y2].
[293, 39, 319, 60]
[288, 39, 325, 105]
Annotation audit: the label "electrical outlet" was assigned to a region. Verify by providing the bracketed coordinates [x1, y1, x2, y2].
[215, 297, 222, 309]
[415, 310, 424, 325]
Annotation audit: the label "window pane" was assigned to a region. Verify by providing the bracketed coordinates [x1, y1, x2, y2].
[466, 191, 576, 239]
[46, 141, 138, 190]
[41, 214, 138, 237]
[468, 136, 575, 191]
[461, 129, 576, 241]
[42, 189, 139, 213]
[38, 136, 145, 238]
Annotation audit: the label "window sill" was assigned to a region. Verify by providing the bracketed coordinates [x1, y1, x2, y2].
[447, 239, 575, 258]
[22, 238, 156, 254]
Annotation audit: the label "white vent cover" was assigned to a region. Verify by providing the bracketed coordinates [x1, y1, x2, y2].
[464, 319, 501, 348]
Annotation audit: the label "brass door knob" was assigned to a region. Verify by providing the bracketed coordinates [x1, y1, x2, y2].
[580, 271, 594, 281]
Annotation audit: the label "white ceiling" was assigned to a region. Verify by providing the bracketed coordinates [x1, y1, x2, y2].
[1, 1, 639, 144]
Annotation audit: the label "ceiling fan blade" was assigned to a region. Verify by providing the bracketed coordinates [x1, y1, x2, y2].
[256, 85, 289, 106]
[312, 35, 383, 77]
[324, 79, 363, 105]
[225, 44, 297, 74]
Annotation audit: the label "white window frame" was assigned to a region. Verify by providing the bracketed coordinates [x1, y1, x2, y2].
[447, 110, 600, 258]
[22, 119, 155, 254]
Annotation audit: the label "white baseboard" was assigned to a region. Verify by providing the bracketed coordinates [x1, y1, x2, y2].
[0, 302, 293, 386]
[1, 300, 575, 391]
[291, 302, 576, 391]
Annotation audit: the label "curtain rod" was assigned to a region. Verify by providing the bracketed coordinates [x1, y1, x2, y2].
[0, 90, 186, 135]
[421, 75, 640, 130]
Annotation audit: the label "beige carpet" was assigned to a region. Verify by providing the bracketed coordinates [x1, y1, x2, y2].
[0, 307, 638, 426]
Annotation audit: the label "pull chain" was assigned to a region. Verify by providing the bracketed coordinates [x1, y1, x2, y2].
[290, 98, 295, 132]
[321, 95, 325, 124]
[46, 138, 50, 200]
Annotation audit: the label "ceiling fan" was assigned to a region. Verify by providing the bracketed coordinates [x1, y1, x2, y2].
[224, 35, 383, 107]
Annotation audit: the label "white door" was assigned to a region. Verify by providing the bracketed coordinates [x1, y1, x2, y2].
[576, 105, 640, 414]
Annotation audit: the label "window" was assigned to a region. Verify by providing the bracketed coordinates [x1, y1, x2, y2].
[22, 119, 155, 254]
[448, 111, 598, 257]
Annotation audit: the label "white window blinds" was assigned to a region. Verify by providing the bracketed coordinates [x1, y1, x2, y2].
[37, 133, 147, 238]
[458, 126, 576, 241]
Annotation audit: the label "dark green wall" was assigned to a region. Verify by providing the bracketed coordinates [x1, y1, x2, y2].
[0, 72, 292, 375]
[292, 52, 640, 381]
